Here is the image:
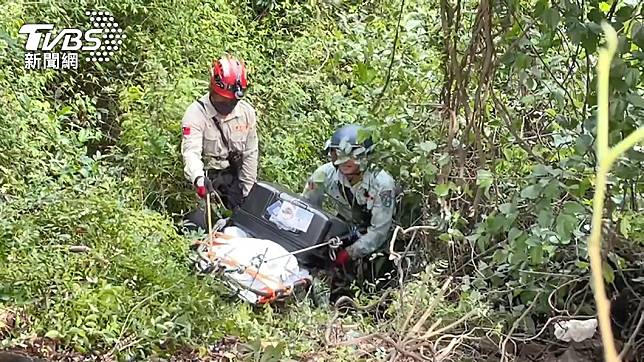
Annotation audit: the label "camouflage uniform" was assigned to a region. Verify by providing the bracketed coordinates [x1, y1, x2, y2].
[301, 162, 396, 259]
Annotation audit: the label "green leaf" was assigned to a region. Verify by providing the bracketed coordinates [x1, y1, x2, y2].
[563, 0, 582, 17]
[542, 8, 561, 29]
[533, 0, 548, 17]
[581, 29, 599, 53]
[615, 5, 634, 22]
[563, 201, 586, 215]
[492, 249, 507, 264]
[532, 164, 551, 176]
[438, 233, 451, 241]
[450, 228, 464, 240]
[587, 8, 604, 22]
[423, 164, 439, 180]
[390, 138, 408, 152]
[543, 180, 563, 200]
[437, 153, 450, 167]
[488, 215, 508, 234]
[626, 92, 644, 108]
[354, 63, 375, 83]
[632, 22, 644, 49]
[529, 245, 543, 264]
[499, 202, 518, 216]
[520, 185, 541, 199]
[624, 68, 640, 88]
[435, 184, 449, 197]
[68, 327, 86, 337]
[574, 134, 593, 155]
[586, 21, 602, 35]
[514, 53, 531, 69]
[45, 330, 62, 339]
[521, 95, 536, 105]
[57, 106, 73, 117]
[602, 261, 615, 284]
[620, 214, 631, 238]
[508, 227, 523, 242]
[476, 169, 494, 188]
[567, 21, 586, 44]
[405, 19, 423, 32]
[499, 203, 511, 214]
[419, 141, 437, 153]
[538, 209, 554, 228]
[556, 213, 577, 243]
[510, 237, 527, 265]
[576, 261, 589, 270]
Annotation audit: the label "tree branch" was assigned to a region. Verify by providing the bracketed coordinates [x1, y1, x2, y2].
[491, 91, 544, 162]
[619, 301, 644, 360]
[371, 0, 406, 113]
[510, 13, 584, 121]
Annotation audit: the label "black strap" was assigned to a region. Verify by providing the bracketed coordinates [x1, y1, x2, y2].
[197, 99, 231, 149]
[337, 180, 372, 225]
[338, 181, 356, 206]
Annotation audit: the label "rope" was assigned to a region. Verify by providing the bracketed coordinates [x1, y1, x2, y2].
[263, 236, 344, 263]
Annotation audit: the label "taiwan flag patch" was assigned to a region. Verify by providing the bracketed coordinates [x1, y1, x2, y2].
[182, 127, 191, 136]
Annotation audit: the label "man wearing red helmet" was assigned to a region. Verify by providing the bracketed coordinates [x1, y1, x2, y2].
[180, 55, 258, 221]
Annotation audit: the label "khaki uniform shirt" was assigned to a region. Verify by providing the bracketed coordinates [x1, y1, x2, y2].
[181, 93, 259, 196]
[301, 162, 396, 259]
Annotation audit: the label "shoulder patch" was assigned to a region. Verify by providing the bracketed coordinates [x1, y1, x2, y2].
[379, 189, 393, 208]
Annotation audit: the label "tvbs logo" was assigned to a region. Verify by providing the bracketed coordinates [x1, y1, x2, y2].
[19, 10, 125, 70]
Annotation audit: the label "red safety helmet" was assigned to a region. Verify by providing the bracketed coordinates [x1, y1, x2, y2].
[210, 55, 248, 100]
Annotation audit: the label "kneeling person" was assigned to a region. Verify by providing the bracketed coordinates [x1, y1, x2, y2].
[301, 124, 396, 269]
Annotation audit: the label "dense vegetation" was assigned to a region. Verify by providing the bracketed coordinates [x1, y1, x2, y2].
[1, 0, 642, 360]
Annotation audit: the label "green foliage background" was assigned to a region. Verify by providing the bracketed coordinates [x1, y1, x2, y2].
[0, 0, 642, 359]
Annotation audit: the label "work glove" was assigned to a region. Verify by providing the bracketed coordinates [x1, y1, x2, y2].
[334, 248, 351, 267]
[194, 176, 207, 199]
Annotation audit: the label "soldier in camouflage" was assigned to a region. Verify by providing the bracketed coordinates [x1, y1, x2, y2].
[301, 124, 396, 269]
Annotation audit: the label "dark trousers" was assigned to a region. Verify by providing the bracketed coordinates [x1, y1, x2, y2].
[182, 168, 243, 233]
[327, 229, 403, 303]
[205, 168, 244, 210]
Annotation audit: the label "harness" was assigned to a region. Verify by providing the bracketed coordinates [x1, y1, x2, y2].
[196, 99, 243, 175]
[336, 180, 372, 229]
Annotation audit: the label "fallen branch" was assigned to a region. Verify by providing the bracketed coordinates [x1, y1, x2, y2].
[500, 291, 542, 362]
[434, 335, 462, 361]
[547, 277, 586, 315]
[69, 245, 91, 253]
[405, 277, 453, 340]
[618, 301, 644, 360]
[379, 334, 428, 361]
[324, 291, 394, 346]
[387, 225, 443, 262]
[422, 310, 477, 339]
